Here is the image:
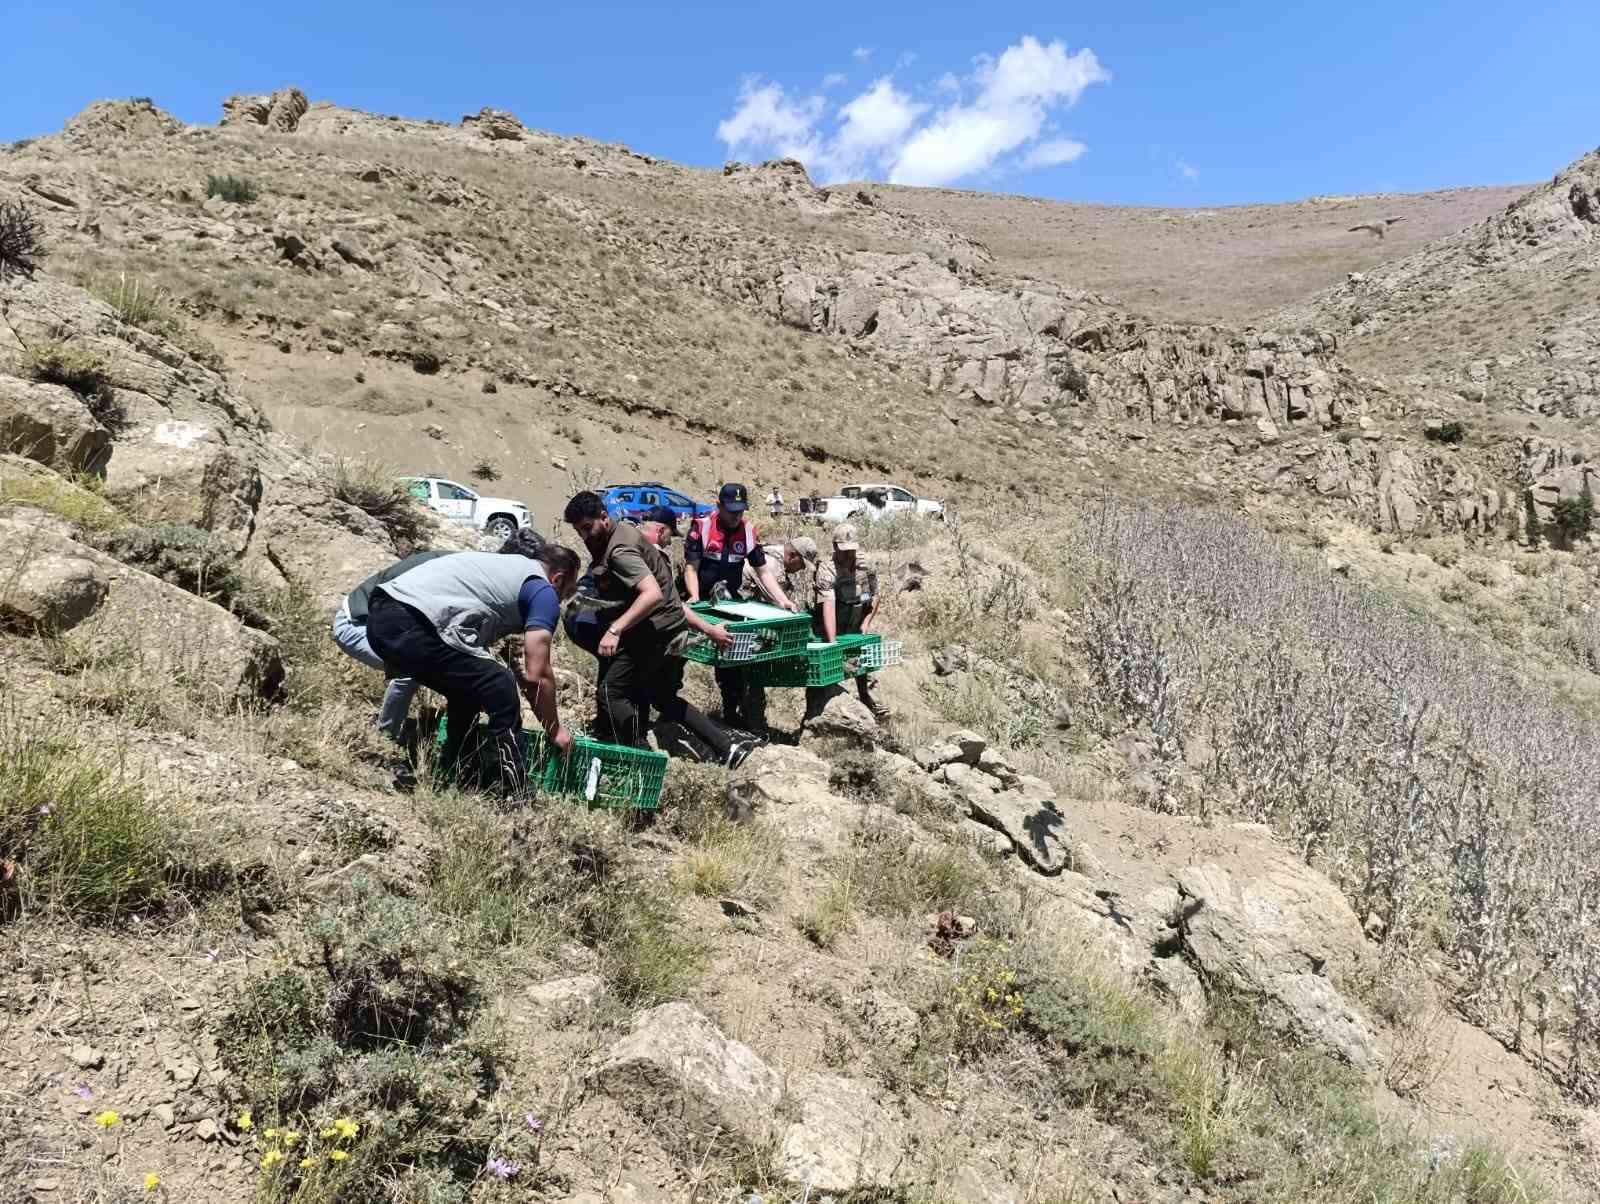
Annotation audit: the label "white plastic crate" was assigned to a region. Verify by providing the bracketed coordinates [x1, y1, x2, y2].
[695, 629, 764, 663]
[856, 638, 903, 671]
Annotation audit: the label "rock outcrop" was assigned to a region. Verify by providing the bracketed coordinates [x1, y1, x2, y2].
[0, 518, 283, 701]
[462, 106, 525, 141]
[221, 87, 309, 133]
[0, 376, 112, 475]
[1178, 858, 1377, 1067]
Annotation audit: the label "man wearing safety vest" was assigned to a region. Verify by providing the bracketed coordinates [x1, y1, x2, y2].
[683, 482, 797, 729]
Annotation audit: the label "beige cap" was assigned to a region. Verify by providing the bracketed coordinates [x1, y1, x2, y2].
[832, 522, 859, 551]
[786, 535, 819, 564]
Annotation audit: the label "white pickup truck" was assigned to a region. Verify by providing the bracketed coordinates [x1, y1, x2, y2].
[401, 475, 531, 541]
[802, 482, 945, 523]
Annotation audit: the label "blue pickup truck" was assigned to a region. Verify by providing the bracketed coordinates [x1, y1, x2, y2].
[599, 482, 714, 525]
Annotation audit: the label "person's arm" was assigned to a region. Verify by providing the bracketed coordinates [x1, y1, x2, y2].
[757, 564, 797, 611]
[683, 605, 734, 648]
[822, 597, 838, 643]
[681, 531, 703, 602]
[860, 591, 880, 633]
[521, 629, 571, 752]
[598, 573, 662, 658]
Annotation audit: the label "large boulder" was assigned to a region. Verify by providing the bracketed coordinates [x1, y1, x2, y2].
[0, 524, 108, 631]
[0, 520, 283, 703]
[727, 745, 835, 818]
[801, 692, 880, 745]
[1177, 859, 1377, 1067]
[780, 1073, 905, 1192]
[0, 376, 111, 475]
[594, 1003, 782, 1149]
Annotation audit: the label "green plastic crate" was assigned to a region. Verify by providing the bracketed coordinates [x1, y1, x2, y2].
[523, 730, 668, 811]
[753, 641, 845, 688]
[683, 601, 813, 666]
[432, 718, 667, 810]
[835, 633, 879, 677]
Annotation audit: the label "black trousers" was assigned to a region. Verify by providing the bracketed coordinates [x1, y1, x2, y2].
[367, 593, 526, 794]
[596, 628, 733, 760]
[714, 666, 749, 726]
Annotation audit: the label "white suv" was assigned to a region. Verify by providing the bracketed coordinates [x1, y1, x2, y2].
[402, 476, 531, 541]
[839, 483, 945, 520]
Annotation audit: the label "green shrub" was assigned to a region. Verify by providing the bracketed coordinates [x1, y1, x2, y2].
[470, 457, 500, 482]
[1551, 485, 1594, 545]
[0, 714, 171, 920]
[206, 174, 259, 203]
[1424, 419, 1467, 444]
[424, 794, 705, 1002]
[331, 458, 431, 552]
[217, 878, 498, 1203]
[94, 522, 267, 625]
[17, 339, 121, 425]
[0, 198, 46, 281]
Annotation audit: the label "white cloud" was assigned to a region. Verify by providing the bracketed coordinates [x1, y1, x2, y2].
[715, 78, 825, 163]
[1176, 159, 1200, 182]
[1023, 138, 1088, 168]
[715, 35, 1109, 187]
[852, 46, 873, 63]
[890, 37, 1109, 185]
[896, 51, 919, 70]
[829, 78, 926, 175]
[821, 72, 848, 90]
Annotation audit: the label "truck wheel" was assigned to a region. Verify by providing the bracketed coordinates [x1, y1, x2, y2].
[486, 515, 517, 541]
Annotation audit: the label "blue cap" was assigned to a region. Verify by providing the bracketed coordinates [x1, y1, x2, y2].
[718, 482, 749, 513]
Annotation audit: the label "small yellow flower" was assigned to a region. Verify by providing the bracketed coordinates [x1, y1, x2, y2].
[236, 1110, 253, 1131]
[93, 1111, 120, 1129]
[320, 1126, 338, 1139]
[144, 1173, 160, 1191]
[261, 1150, 284, 1169]
[333, 1117, 360, 1140]
[299, 1157, 317, 1170]
[281, 1130, 301, 1146]
[328, 1150, 349, 1162]
[264, 1128, 278, 1140]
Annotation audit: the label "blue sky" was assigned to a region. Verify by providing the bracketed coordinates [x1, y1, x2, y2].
[4, 0, 1596, 205]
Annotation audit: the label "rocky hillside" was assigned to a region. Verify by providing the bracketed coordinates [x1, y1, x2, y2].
[2, 91, 1583, 549]
[1277, 145, 1600, 425]
[5, 91, 1600, 1204]
[875, 180, 1528, 325]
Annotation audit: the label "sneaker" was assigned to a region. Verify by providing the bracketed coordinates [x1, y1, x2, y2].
[725, 736, 764, 770]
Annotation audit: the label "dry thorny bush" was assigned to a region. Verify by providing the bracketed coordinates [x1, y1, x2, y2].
[1071, 499, 1600, 1098]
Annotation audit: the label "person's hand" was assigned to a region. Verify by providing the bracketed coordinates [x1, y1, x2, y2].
[860, 617, 874, 632]
[552, 724, 574, 754]
[708, 625, 734, 650]
[598, 628, 621, 657]
[780, 597, 800, 613]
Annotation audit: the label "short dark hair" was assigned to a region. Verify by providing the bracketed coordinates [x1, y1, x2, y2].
[563, 491, 606, 524]
[499, 526, 547, 557]
[540, 544, 580, 578]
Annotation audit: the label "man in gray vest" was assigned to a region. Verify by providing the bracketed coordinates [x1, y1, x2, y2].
[331, 549, 451, 743]
[366, 529, 581, 796]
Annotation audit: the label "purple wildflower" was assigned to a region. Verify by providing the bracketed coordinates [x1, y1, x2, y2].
[72, 1083, 94, 1101]
[485, 1155, 520, 1181]
[525, 1112, 543, 1133]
